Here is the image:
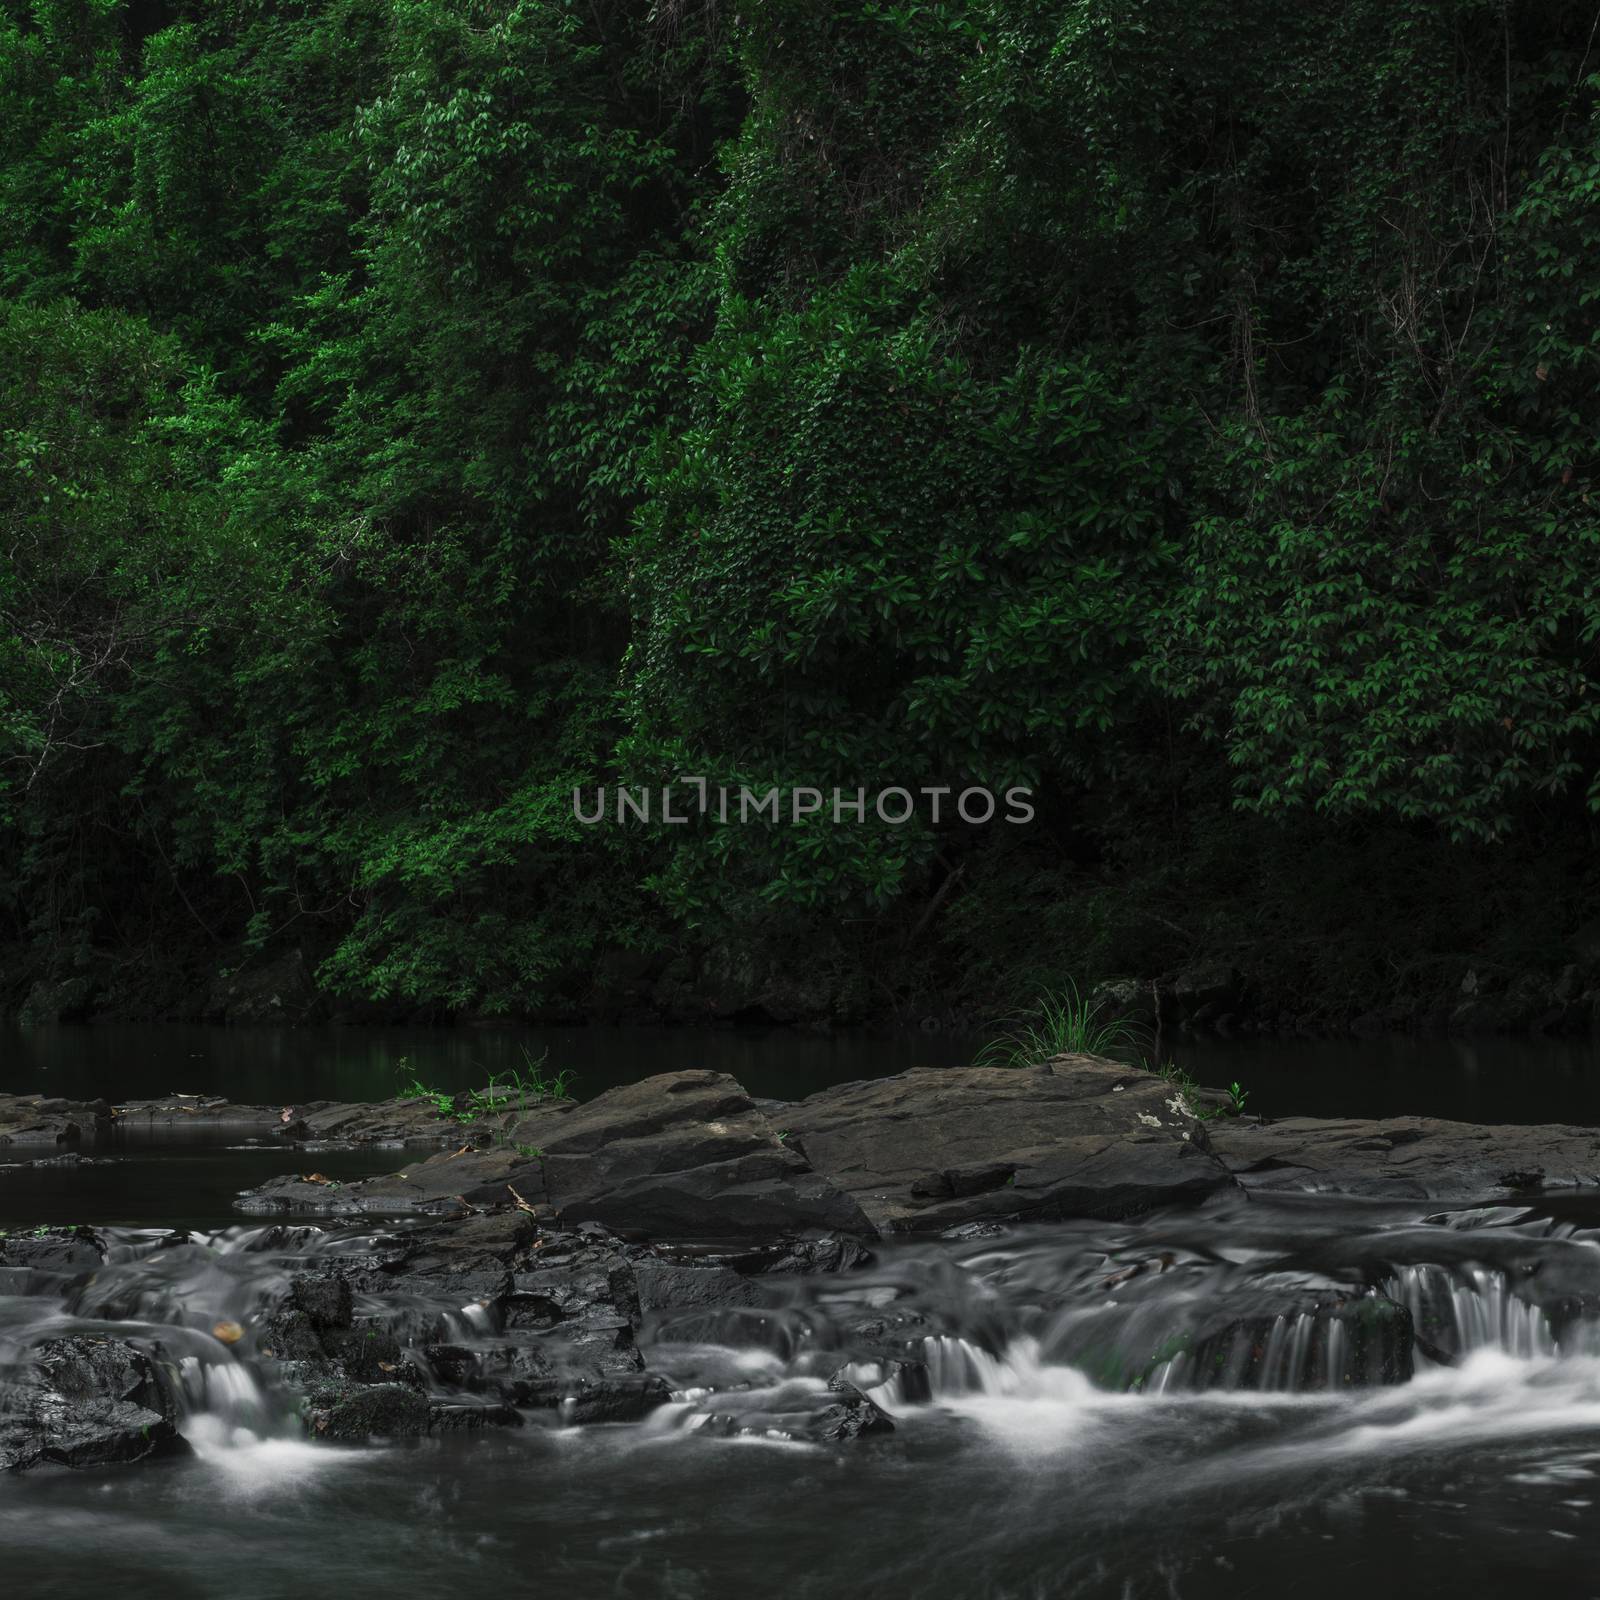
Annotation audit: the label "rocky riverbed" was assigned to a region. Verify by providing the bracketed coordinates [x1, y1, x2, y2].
[7, 1055, 1600, 1475]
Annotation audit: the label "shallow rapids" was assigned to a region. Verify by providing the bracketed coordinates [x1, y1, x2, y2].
[4, 1188, 1600, 1595]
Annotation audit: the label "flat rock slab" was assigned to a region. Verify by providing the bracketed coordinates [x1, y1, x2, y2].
[113, 1096, 285, 1134]
[237, 1071, 875, 1240]
[238, 1146, 550, 1217]
[285, 1095, 534, 1147]
[1210, 1116, 1600, 1200]
[0, 1094, 113, 1146]
[784, 1059, 1236, 1231]
[527, 1070, 874, 1239]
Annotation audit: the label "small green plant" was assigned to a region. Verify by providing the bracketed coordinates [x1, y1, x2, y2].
[975, 981, 1146, 1069]
[470, 1049, 575, 1123]
[397, 1050, 574, 1161]
[1150, 1062, 1250, 1121]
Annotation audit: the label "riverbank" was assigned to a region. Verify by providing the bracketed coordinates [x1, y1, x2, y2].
[10, 1055, 1600, 1226]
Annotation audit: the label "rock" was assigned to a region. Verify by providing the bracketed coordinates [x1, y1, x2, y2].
[239, 1146, 553, 1217]
[204, 948, 323, 1024]
[1209, 1116, 1600, 1200]
[289, 1273, 353, 1331]
[690, 1378, 895, 1442]
[18, 975, 94, 1026]
[302, 1382, 430, 1440]
[112, 1095, 286, 1135]
[1148, 1289, 1413, 1391]
[0, 1225, 105, 1274]
[784, 1060, 1236, 1231]
[0, 1093, 113, 1146]
[829, 1358, 933, 1404]
[1166, 963, 1242, 1016]
[0, 1336, 183, 1471]
[286, 1092, 550, 1148]
[1089, 978, 1160, 1024]
[507, 1071, 873, 1240]
[235, 1173, 369, 1216]
[634, 1262, 763, 1314]
[804, 1381, 896, 1441]
[2, 1151, 115, 1169]
[253, 1213, 676, 1434]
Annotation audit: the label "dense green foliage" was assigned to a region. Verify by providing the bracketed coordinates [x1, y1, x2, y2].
[4, 0, 1600, 1025]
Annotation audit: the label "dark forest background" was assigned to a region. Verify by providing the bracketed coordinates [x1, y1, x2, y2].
[5, 0, 1600, 1032]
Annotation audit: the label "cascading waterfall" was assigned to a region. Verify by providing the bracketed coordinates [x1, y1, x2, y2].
[11, 1202, 1600, 1464]
[1384, 1264, 1558, 1360]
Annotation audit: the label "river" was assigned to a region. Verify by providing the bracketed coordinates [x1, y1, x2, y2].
[6, 1024, 1600, 1597]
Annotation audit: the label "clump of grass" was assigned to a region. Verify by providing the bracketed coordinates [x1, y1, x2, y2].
[974, 981, 1147, 1069]
[395, 1048, 575, 1142]
[973, 991, 1253, 1121]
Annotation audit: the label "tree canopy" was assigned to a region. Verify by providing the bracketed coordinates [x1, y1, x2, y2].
[4, 0, 1600, 1024]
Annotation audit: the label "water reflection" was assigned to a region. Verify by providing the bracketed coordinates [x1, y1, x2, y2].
[5, 1021, 1600, 1123]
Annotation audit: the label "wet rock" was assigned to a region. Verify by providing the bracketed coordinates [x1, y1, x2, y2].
[427, 1399, 524, 1432]
[238, 1063, 1246, 1238]
[0, 1224, 105, 1274]
[2, 1151, 115, 1170]
[302, 1381, 430, 1440]
[785, 1061, 1236, 1231]
[829, 1358, 932, 1404]
[235, 1173, 370, 1216]
[289, 1272, 353, 1331]
[633, 1262, 763, 1314]
[256, 1214, 675, 1434]
[1210, 1116, 1600, 1200]
[1172, 1290, 1413, 1392]
[939, 1220, 1010, 1243]
[737, 1235, 876, 1276]
[803, 1381, 896, 1441]
[0, 1336, 183, 1471]
[1042, 1266, 1416, 1394]
[690, 1378, 894, 1443]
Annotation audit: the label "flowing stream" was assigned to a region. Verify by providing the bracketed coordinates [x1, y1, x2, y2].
[11, 1026, 1600, 1595]
[8, 1162, 1600, 1596]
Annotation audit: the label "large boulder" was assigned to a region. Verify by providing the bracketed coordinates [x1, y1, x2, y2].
[524, 1071, 872, 1238]
[0, 1336, 183, 1471]
[782, 1059, 1236, 1232]
[203, 948, 322, 1024]
[1209, 1115, 1600, 1200]
[519, 1071, 873, 1240]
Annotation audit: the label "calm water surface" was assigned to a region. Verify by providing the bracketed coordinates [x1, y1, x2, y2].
[7, 1022, 1600, 1122]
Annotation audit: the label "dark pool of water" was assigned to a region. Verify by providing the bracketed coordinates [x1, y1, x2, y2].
[0, 1140, 406, 1232]
[0, 1022, 983, 1109]
[6, 1406, 1594, 1600]
[8, 1022, 1600, 1125]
